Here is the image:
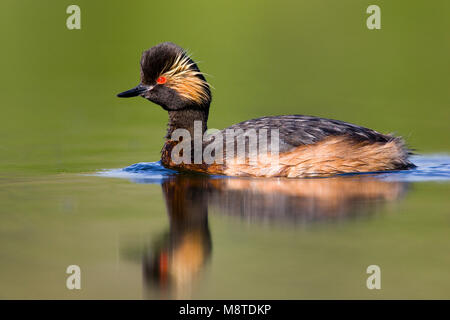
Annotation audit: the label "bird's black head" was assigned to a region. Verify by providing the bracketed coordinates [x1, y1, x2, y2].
[117, 42, 211, 111]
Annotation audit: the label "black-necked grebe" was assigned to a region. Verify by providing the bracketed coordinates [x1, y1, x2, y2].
[118, 42, 415, 177]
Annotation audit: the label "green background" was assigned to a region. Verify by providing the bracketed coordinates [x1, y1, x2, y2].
[0, 0, 449, 174]
[0, 0, 449, 299]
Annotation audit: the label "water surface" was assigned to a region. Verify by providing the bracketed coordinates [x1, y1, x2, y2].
[2, 155, 449, 299]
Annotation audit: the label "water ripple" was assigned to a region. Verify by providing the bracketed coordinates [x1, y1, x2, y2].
[95, 161, 177, 184]
[95, 154, 450, 184]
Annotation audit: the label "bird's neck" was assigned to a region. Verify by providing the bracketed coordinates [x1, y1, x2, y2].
[166, 108, 209, 140]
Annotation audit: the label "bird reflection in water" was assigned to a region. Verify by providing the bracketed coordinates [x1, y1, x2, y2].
[140, 174, 408, 298]
[143, 177, 212, 298]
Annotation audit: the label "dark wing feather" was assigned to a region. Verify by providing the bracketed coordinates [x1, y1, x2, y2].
[223, 115, 392, 152]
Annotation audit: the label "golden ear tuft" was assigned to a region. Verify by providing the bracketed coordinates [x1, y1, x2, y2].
[159, 53, 210, 105]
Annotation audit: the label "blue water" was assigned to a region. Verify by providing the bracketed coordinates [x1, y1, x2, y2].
[96, 154, 450, 184]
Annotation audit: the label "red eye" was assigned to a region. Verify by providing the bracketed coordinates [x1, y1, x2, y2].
[157, 76, 167, 84]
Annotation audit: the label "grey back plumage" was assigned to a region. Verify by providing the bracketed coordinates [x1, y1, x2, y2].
[222, 115, 392, 152]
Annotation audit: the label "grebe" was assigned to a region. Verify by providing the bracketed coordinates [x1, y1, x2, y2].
[118, 42, 415, 177]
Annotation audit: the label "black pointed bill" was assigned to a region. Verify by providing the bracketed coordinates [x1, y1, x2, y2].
[117, 84, 148, 98]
